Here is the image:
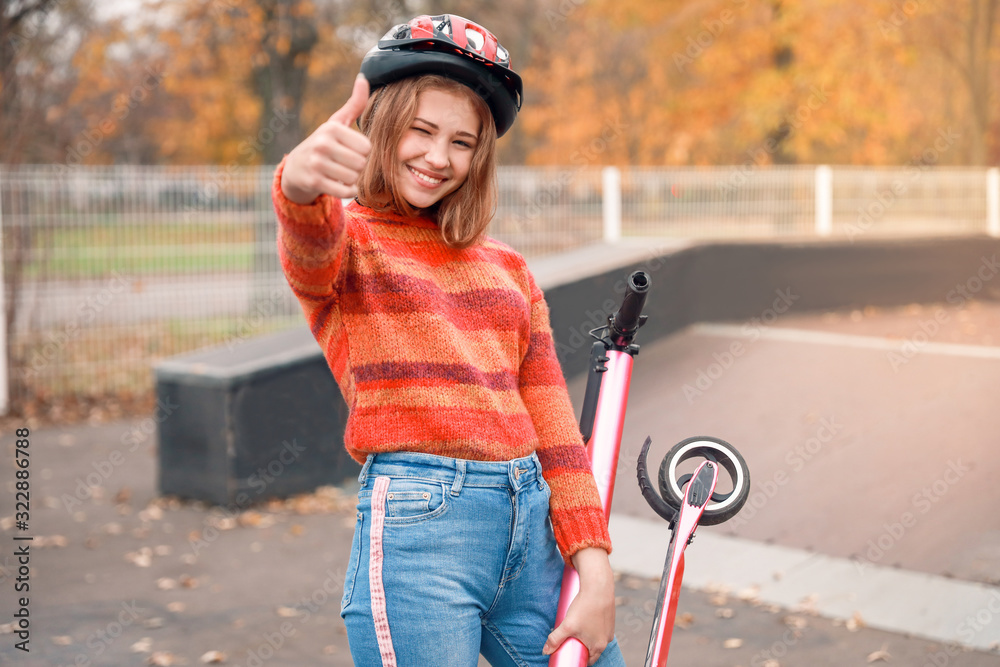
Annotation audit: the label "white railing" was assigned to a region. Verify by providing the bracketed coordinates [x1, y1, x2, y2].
[2, 163, 999, 412]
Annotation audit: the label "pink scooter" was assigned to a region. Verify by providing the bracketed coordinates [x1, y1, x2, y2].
[550, 271, 751, 667]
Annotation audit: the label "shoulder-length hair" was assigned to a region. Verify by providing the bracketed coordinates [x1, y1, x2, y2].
[356, 74, 498, 249]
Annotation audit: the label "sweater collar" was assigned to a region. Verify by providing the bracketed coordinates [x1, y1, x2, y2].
[346, 199, 439, 229]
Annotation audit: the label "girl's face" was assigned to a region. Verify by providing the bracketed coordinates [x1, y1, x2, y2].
[395, 88, 481, 213]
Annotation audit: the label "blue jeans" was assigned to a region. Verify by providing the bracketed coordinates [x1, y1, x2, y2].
[341, 451, 626, 667]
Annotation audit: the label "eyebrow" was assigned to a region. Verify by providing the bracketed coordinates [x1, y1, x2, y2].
[413, 117, 478, 140]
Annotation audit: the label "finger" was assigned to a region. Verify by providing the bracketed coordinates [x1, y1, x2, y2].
[315, 176, 357, 199]
[313, 159, 363, 188]
[330, 123, 372, 158]
[315, 128, 370, 170]
[330, 74, 370, 127]
[542, 625, 573, 656]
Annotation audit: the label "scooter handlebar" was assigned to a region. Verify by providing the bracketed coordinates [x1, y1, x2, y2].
[611, 271, 650, 342]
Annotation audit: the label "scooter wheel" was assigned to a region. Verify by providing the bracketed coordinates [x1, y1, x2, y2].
[657, 436, 750, 526]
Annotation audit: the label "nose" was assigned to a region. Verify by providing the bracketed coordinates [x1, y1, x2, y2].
[424, 138, 450, 170]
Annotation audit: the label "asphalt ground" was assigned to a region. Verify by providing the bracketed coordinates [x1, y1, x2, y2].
[585, 299, 1000, 584]
[1, 299, 1000, 665]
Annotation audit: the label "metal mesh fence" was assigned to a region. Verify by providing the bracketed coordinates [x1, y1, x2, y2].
[1, 164, 997, 409]
[620, 165, 817, 238]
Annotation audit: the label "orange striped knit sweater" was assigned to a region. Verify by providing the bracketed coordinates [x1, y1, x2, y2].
[272, 160, 611, 559]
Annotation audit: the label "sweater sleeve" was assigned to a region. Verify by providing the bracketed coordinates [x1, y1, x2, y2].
[272, 157, 349, 302]
[518, 272, 612, 562]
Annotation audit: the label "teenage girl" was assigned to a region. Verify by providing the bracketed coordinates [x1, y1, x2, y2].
[273, 14, 625, 667]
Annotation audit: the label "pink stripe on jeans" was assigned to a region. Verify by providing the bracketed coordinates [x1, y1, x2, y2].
[369, 476, 397, 666]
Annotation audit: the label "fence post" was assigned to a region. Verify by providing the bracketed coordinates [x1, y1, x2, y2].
[988, 167, 1000, 238]
[0, 166, 8, 416]
[602, 166, 621, 243]
[815, 165, 833, 237]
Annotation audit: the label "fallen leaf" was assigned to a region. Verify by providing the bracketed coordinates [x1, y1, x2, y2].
[142, 505, 165, 521]
[675, 612, 694, 629]
[723, 638, 743, 649]
[52, 635, 73, 645]
[715, 607, 734, 619]
[783, 615, 809, 630]
[148, 651, 178, 666]
[143, 617, 164, 629]
[126, 549, 152, 568]
[200, 650, 227, 663]
[622, 577, 643, 590]
[131, 637, 153, 653]
[115, 487, 132, 504]
[867, 643, 891, 662]
[238, 511, 264, 527]
[167, 602, 186, 613]
[847, 611, 866, 632]
[156, 578, 178, 590]
[276, 606, 301, 618]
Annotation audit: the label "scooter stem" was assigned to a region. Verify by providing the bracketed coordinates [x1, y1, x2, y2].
[550, 348, 634, 666]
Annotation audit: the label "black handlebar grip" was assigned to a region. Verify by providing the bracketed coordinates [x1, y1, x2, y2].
[612, 271, 650, 338]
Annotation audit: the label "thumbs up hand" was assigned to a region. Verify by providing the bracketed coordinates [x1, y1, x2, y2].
[281, 74, 373, 204]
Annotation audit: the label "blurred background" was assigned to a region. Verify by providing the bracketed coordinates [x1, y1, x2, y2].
[3, 2, 1000, 665]
[2, 0, 1000, 420]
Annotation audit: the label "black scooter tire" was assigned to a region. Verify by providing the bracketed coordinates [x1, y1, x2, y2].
[657, 436, 751, 526]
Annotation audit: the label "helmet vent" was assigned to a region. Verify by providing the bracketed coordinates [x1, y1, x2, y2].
[465, 28, 484, 52]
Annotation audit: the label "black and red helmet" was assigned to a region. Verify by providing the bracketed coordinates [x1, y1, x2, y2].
[360, 14, 523, 137]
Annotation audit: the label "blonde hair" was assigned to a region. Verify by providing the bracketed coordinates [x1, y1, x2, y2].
[356, 74, 498, 249]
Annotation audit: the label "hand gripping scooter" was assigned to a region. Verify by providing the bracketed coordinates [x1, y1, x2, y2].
[549, 271, 751, 667]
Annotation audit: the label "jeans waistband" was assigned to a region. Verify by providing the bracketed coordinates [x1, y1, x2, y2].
[357, 451, 543, 495]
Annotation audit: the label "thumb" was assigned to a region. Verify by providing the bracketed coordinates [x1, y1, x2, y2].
[330, 74, 370, 126]
[542, 626, 572, 656]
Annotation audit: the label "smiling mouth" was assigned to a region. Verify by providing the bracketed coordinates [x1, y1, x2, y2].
[407, 165, 445, 186]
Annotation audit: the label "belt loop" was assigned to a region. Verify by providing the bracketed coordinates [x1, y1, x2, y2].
[451, 459, 467, 497]
[358, 454, 375, 486]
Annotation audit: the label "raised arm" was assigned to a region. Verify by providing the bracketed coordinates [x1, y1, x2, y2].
[274, 75, 372, 299]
